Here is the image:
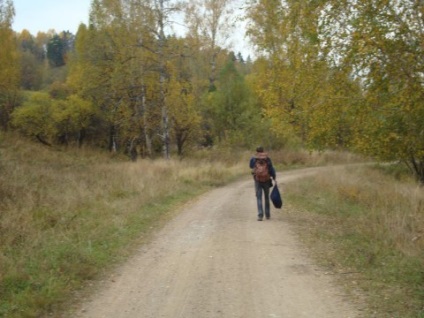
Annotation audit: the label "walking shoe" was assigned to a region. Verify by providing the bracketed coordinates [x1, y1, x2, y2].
[257, 217, 263, 221]
[266, 216, 270, 220]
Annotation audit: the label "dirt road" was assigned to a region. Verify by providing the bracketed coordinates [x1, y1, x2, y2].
[72, 167, 362, 318]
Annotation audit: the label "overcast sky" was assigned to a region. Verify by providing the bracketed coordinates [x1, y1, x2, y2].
[12, 0, 91, 34]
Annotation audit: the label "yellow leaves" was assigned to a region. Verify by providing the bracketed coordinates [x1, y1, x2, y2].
[166, 75, 201, 148]
[169, 85, 199, 125]
[11, 91, 98, 145]
[53, 95, 97, 130]
[0, 27, 20, 90]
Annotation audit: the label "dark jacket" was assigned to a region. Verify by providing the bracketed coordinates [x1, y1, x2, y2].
[249, 153, 276, 180]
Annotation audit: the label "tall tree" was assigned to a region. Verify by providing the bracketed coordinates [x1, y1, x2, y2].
[83, 0, 136, 152]
[154, 0, 174, 159]
[68, 0, 181, 158]
[245, 0, 320, 144]
[46, 32, 74, 67]
[185, 0, 235, 91]
[321, 0, 424, 183]
[206, 58, 262, 146]
[17, 29, 44, 90]
[166, 37, 202, 156]
[0, 0, 19, 130]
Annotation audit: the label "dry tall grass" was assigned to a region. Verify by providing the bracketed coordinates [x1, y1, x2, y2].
[0, 136, 248, 317]
[318, 165, 424, 256]
[285, 164, 424, 317]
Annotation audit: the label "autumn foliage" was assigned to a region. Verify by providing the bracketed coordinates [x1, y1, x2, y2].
[1, 0, 423, 182]
[246, 0, 424, 183]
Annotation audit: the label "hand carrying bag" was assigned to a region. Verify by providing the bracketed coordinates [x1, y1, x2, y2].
[270, 184, 283, 209]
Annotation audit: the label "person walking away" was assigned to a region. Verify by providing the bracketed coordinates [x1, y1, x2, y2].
[249, 147, 276, 221]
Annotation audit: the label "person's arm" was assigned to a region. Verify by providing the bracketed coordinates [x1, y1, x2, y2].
[249, 157, 256, 169]
[268, 158, 276, 179]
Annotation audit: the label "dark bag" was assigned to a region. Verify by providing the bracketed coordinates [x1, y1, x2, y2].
[270, 184, 283, 209]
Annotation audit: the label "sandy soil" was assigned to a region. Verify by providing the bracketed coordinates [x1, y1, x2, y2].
[71, 167, 362, 318]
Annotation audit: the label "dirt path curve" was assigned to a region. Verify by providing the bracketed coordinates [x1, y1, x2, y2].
[72, 167, 361, 318]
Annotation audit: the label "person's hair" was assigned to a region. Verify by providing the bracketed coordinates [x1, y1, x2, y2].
[256, 146, 264, 153]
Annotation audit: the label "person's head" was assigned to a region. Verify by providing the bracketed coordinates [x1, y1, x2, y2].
[256, 146, 264, 153]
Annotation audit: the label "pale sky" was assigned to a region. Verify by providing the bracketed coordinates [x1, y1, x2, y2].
[12, 0, 91, 34]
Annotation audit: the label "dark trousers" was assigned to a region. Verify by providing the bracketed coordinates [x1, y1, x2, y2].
[255, 180, 270, 218]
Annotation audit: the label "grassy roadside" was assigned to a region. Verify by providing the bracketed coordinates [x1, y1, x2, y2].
[1, 134, 353, 317]
[284, 164, 424, 317]
[0, 136, 248, 318]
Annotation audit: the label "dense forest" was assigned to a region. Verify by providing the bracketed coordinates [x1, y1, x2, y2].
[1, 0, 423, 183]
